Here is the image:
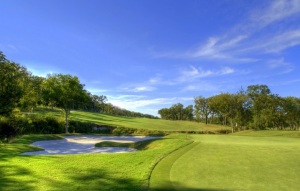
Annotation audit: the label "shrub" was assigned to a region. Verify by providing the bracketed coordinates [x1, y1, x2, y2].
[112, 126, 165, 136]
[69, 120, 94, 133]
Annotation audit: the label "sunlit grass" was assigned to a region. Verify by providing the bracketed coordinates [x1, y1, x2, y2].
[0, 134, 191, 191]
[31, 108, 228, 132]
[150, 132, 300, 191]
[70, 110, 227, 132]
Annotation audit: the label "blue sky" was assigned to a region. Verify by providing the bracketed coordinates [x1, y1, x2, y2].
[1, 0, 300, 116]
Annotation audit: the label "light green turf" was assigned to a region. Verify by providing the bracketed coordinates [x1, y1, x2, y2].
[33, 108, 229, 132]
[150, 131, 300, 191]
[0, 134, 190, 191]
[233, 129, 300, 137]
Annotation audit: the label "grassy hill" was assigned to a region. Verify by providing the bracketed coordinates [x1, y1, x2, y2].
[34, 107, 229, 133]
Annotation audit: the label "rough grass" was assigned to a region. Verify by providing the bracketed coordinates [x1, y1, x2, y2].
[0, 134, 191, 191]
[150, 131, 300, 191]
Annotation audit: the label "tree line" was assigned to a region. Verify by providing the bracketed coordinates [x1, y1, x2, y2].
[0, 51, 157, 134]
[158, 85, 300, 132]
[194, 85, 300, 132]
[158, 103, 194, 121]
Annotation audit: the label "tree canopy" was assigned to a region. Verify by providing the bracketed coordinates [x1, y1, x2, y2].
[193, 86, 300, 131]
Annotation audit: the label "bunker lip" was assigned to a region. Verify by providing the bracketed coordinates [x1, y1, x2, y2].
[21, 135, 159, 155]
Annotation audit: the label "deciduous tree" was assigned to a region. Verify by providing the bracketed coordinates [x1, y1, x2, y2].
[42, 74, 87, 133]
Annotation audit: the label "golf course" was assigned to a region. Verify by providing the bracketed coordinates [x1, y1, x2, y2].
[2, 1, 300, 190]
[1, 110, 300, 191]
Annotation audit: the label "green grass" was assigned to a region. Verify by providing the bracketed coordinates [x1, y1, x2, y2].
[233, 129, 300, 137]
[32, 108, 229, 132]
[150, 131, 300, 191]
[0, 135, 63, 157]
[0, 134, 191, 191]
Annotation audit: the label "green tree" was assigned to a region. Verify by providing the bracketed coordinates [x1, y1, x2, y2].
[194, 96, 210, 124]
[247, 84, 272, 129]
[0, 51, 28, 115]
[282, 97, 300, 130]
[208, 93, 245, 132]
[42, 74, 87, 133]
[19, 74, 45, 112]
[183, 105, 194, 121]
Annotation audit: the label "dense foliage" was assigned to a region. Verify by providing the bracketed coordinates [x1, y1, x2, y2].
[158, 103, 194, 120]
[194, 85, 300, 131]
[0, 51, 157, 140]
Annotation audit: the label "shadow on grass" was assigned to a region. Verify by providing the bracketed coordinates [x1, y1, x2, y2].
[0, 164, 35, 191]
[0, 164, 145, 191]
[12, 134, 63, 144]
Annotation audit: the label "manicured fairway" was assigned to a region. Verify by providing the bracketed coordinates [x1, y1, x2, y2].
[0, 134, 191, 191]
[33, 108, 228, 132]
[150, 131, 300, 191]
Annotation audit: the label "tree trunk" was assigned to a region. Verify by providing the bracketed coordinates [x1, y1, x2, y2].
[231, 118, 234, 133]
[65, 108, 69, 133]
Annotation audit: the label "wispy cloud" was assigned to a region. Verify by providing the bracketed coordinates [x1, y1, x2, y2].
[179, 65, 235, 82]
[266, 58, 294, 74]
[188, 35, 249, 61]
[250, 29, 300, 53]
[181, 83, 219, 92]
[161, 1, 300, 63]
[121, 85, 156, 93]
[107, 94, 193, 111]
[251, 0, 300, 27]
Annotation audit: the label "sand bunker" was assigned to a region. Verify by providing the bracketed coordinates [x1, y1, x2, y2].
[22, 135, 158, 155]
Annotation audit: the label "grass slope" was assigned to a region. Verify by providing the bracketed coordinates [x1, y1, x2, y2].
[150, 131, 300, 191]
[0, 134, 191, 191]
[33, 108, 228, 132]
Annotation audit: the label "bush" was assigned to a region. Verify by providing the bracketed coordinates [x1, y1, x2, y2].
[112, 126, 165, 136]
[69, 120, 94, 133]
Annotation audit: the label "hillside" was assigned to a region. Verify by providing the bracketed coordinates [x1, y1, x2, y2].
[34, 108, 229, 132]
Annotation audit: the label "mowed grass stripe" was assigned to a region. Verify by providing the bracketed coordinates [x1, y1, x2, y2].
[149, 142, 199, 191]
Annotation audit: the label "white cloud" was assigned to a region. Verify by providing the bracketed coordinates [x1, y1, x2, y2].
[252, 0, 300, 27]
[107, 95, 193, 112]
[168, 0, 300, 63]
[189, 35, 248, 60]
[258, 29, 300, 53]
[179, 66, 235, 82]
[221, 67, 235, 74]
[122, 85, 156, 92]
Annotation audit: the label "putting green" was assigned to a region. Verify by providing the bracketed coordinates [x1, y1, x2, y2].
[150, 134, 300, 191]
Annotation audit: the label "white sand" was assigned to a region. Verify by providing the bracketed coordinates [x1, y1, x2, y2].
[21, 135, 159, 155]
